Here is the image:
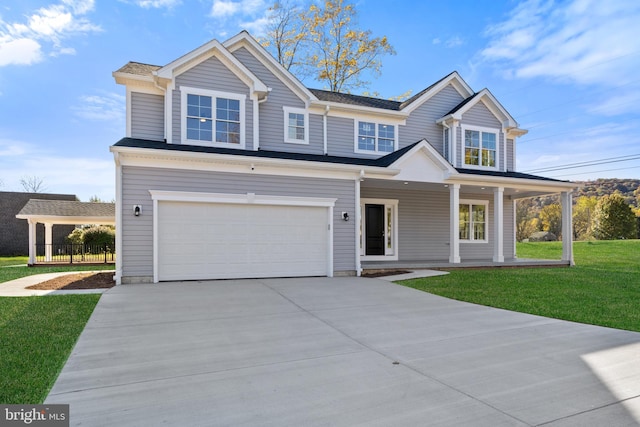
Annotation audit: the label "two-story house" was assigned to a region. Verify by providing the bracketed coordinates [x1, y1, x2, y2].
[110, 31, 576, 284]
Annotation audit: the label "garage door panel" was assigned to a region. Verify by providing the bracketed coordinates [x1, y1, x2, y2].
[158, 201, 329, 281]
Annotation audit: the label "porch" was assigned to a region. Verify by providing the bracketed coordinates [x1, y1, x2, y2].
[362, 258, 570, 272]
[15, 199, 115, 266]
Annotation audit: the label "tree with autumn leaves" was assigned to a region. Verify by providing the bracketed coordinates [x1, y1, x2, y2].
[261, 0, 395, 93]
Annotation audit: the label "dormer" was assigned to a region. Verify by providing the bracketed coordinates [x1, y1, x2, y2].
[436, 88, 527, 172]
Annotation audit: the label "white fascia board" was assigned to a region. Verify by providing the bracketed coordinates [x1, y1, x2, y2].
[110, 145, 399, 180]
[310, 100, 408, 123]
[15, 215, 115, 225]
[223, 32, 317, 103]
[388, 139, 457, 174]
[154, 39, 268, 95]
[113, 72, 155, 85]
[446, 172, 577, 192]
[402, 72, 474, 114]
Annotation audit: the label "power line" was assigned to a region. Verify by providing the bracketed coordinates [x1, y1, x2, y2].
[547, 165, 640, 178]
[524, 154, 640, 173]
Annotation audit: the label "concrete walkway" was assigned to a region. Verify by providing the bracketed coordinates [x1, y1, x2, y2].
[46, 277, 640, 426]
[0, 271, 112, 296]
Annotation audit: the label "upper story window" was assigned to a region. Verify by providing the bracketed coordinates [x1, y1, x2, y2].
[181, 86, 245, 148]
[356, 121, 396, 154]
[459, 200, 488, 242]
[463, 126, 498, 168]
[283, 107, 309, 144]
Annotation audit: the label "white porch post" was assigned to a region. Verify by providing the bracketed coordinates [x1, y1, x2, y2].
[561, 191, 575, 265]
[355, 177, 362, 276]
[44, 223, 53, 262]
[493, 187, 504, 262]
[449, 184, 461, 263]
[27, 219, 36, 265]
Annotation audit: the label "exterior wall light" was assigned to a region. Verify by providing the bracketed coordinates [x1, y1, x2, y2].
[342, 212, 349, 221]
[133, 205, 142, 216]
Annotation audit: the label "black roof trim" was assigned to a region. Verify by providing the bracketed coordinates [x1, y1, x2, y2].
[455, 168, 567, 182]
[113, 138, 385, 167]
[113, 138, 564, 183]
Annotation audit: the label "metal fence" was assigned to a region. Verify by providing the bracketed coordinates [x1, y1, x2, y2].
[35, 244, 115, 264]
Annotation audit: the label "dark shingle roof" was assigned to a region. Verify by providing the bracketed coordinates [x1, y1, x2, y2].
[17, 200, 115, 217]
[115, 61, 161, 76]
[399, 71, 459, 109]
[444, 92, 481, 116]
[113, 138, 566, 183]
[309, 89, 402, 111]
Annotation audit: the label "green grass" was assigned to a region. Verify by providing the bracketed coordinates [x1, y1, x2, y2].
[0, 256, 29, 267]
[0, 295, 100, 403]
[400, 240, 640, 332]
[0, 263, 115, 284]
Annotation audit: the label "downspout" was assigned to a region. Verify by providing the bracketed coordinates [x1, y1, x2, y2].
[355, 169, 364, 276]
[113, 152, 123, 285]
[441, 121, 450, 162]
[323, 105, 330, 155]
[254, 88, 271, 151]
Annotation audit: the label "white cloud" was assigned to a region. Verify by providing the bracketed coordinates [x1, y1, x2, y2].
[432, 38, 441, 45]
[481, 0, 640, 86]
[445, 36, 464, 48]
[0, 1, 100, 67]
[73, 92, 126, 122]
[128, 0, 182, 9]
[0, 138, 31, 156]
[211, 0, 267, 17]
[0, 37, 42, 66]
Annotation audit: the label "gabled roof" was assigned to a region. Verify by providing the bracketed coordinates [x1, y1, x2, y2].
[154, 38, 268, 95]
[17, 199, 115, 217]
[115, 62, 161, 77]
[438, 88, 522, 130]
[223, 31, 318, 103]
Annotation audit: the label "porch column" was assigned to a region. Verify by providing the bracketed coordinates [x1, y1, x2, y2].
[561, 191, 575, 265]
[493, 187, 504, 262]
[27, 219, 36, 265]
[44, 223, 53, 262]
[449, 184, 461, 263]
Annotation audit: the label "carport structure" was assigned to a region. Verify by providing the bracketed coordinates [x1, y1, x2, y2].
[16, 199, 115, 265]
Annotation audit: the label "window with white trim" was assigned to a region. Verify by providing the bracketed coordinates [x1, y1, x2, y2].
[283, 107, 309, 144]
[182, 87, 245, 148]
[463, 127, 497, 168]
[459, 200, 488, 242]
[356, 121, 396, 153]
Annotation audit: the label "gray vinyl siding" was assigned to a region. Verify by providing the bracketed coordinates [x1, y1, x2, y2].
[401, 84, 464, 155]
[172, 57, 253, 148]
[361, 187, 450, 261]
[361, 187, 514, 262]
[120, 166, 355, 280]
[131, 92, 164, 141]
[327, 116, 358, 157]
[507, 138, 514, 171]
[232, 47, 324, 154]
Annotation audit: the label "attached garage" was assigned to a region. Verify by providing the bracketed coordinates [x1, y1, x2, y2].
[150, 191, 336, 282]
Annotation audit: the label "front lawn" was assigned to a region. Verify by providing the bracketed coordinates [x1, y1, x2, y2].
[0, 295, 100, 403]
[0, 263, 114, 284]
[399, 240, 640, 332]
[0, 256, 28, 267]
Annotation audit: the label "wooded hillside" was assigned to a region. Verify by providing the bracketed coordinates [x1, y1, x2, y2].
[516, 178, 640, 241]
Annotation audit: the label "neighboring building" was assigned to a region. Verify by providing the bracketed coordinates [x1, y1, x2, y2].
[111, 31, 576, 285]
[0, 191, 76, 256]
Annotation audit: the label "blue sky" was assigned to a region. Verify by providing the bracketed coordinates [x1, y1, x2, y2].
[0, 0, 639, 201]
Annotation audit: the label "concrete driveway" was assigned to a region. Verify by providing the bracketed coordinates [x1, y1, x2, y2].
[46, 277, 640, 426]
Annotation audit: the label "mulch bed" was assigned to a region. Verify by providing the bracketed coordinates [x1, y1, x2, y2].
[361, 270, 411, 278]
[26, 272, 115, 290]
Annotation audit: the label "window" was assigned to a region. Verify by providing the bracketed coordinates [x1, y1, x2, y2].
[283, 107, 309, 144]
[459, 200, 488, 242]
[181, 87, 245, 148]
[464, 128, 497, 168]
[356, 121, 396, 153]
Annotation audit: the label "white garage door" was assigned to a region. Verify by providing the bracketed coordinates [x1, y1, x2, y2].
[157, 201, 329, 281]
